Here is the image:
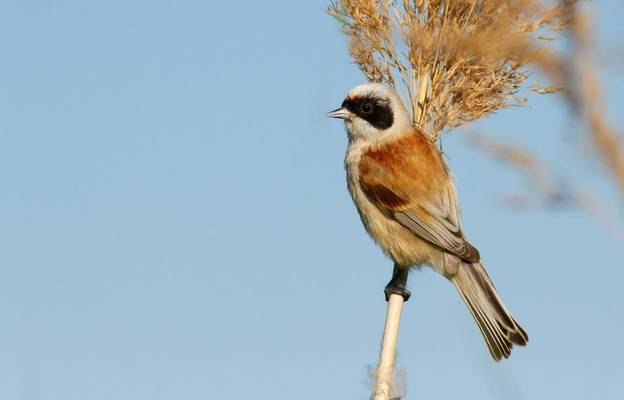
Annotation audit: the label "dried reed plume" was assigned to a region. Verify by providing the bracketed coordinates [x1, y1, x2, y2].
[328, 0, 571, 140]
[466, 1, 624, 216]
[329, 0, 624, 215]
[555, 2, 624, 204]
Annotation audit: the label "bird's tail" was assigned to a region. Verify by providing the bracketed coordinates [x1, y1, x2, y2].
[451, 261, 528, 361]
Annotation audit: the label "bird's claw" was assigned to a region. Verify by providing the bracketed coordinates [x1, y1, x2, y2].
[384, 284, 411, 302]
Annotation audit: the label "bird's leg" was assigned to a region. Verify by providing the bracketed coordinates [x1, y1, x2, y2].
[384, 264, 411, 302]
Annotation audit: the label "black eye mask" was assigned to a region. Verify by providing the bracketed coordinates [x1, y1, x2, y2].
[342, 96, 394, 130]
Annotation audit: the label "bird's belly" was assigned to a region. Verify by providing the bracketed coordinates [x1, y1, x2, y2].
[346, 170, 435, 267]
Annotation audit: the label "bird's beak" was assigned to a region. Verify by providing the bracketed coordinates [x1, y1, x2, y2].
[326, 107, 354, 120]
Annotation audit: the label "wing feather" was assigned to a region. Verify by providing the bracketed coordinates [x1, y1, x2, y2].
[358, 131, 479, 263]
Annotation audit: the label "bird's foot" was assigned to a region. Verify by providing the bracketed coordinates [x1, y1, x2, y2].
[384, 283, 411, 302]
[384, 264, 411, 302]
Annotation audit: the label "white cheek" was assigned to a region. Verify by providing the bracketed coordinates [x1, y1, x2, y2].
[346, 118, 379, 141]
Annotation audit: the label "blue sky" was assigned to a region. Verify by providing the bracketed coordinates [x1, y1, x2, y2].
[1, 1, 622, 399]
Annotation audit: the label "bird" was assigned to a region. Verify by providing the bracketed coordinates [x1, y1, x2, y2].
[327, 83, 528, 361]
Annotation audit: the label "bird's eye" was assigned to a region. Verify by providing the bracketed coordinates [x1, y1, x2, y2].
[361, 102, 374, 114]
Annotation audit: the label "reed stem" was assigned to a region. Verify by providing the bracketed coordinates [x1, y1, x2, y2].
[371, 294, 405, 400]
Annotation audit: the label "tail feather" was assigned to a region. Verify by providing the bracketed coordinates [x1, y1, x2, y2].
[451, 261, 528, 361]
[459, 290, 510, 359]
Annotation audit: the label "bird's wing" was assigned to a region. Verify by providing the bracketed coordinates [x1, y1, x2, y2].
[358, 132, 480, 262]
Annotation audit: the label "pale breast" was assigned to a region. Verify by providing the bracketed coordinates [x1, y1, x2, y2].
[345, 144, 436, 267]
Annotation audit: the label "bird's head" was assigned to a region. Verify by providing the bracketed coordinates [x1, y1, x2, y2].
[327, 83, 412, 142]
